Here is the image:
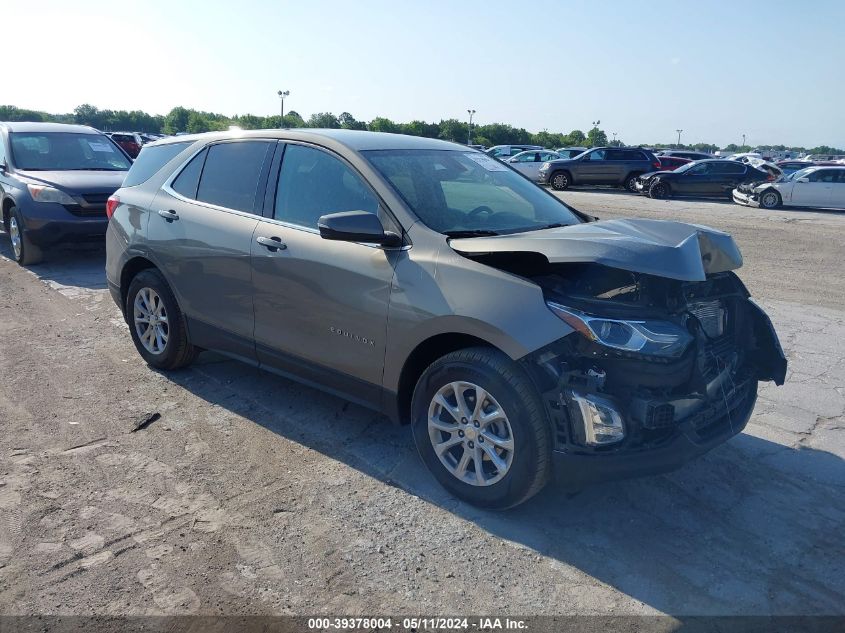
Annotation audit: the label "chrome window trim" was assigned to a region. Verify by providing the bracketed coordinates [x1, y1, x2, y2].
[161, 138, 276, 220]
[161, 139, 408, 251]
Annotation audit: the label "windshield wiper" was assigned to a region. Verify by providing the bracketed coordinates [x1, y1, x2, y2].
[443, 229, 500, 238]
[67, 167, 125, 171]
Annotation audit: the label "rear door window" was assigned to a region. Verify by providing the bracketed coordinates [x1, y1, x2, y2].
[195, 141, 273, 213]
[123, 142, 191, 187]
[171, 148, 207, 198]
[275, 144, 379, 229]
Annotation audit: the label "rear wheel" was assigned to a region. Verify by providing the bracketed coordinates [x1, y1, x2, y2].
[624, 172, 643, 192]
[8, 207, 43, 266]
[550, 171, 570, 191]
[759, 190, 781, 209]
[411, 347, 552, 509]
[126, 269, 198, 370]
[649, 181, 670, 199]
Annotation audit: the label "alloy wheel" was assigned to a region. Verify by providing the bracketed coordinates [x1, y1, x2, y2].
[133, 287, 169, 355]
[427, 381, 515, 486]
[552, 173, 568, 189]
[761, 192, 779, 208]
[9, 216, 22, 259]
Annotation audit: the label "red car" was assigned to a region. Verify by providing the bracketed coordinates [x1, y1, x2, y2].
[657, 155, 691, 171]
[108, 132, 142, 158]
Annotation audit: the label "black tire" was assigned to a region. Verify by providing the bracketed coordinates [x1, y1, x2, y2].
[624, 172, 643, 193]
[759, 189, 782, 209]
[411, 347, 552, 509]
[550, 171, 570, 191]
[8, 206, 43, 266]
[649, 180, 670, 199]
[126, 269, 198, 370]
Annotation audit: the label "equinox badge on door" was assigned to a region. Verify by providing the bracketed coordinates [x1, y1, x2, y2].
[329, 326, 376, 347]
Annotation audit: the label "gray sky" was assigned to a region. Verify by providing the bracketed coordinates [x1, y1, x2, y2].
[6, 0, 844, 148]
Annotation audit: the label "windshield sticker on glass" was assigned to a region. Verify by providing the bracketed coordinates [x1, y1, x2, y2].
[88, 141, 115, 153]
[464, 153, 509, 172]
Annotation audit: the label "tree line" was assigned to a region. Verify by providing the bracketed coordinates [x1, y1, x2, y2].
[1, 104, 842, 155]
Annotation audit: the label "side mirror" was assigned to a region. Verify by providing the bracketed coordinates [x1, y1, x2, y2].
[318, 210, 402, 247]
[796, 177, 809, 183]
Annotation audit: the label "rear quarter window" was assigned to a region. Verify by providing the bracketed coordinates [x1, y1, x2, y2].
[123, 142, 192, 187]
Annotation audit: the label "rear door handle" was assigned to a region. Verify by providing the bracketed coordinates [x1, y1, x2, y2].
[157, 209, 179, 222]
[256, 236, 287, 251]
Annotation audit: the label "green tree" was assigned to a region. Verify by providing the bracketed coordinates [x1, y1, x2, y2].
[368, 117, 399, 133]
[563, 129, 586, 146]
[586, 126, 608, 147]
[163, 107, 191, 135]
[338, 112, 366, 130]
[186, 112, 211, 133]
[437, 118, 466, 142]
[73, 104, 104, 128]
[306, 112, 340, 128]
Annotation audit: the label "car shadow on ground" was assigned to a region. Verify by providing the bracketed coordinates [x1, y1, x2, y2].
[0, 231, 107, 291]
[169, 355, 845, 616]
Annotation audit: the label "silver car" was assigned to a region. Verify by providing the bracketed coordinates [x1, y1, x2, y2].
[506, 150, 562, 181]
[105, 130, 786, 508]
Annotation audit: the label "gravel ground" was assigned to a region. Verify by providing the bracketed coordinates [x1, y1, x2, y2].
[0, 190, 843, 617]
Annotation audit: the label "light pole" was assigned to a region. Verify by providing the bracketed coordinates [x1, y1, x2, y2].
[676, 129, 683, 146]
[277, 90, 290, 128]
[612, 132, 617, 146]
[467, 109, 476, 145]
[741, 133, 746, 148]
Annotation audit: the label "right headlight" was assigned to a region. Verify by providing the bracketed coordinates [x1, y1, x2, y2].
[547, 302, 693, 358]
[27, 184, 77, 205]
[540, 162, 550, 170]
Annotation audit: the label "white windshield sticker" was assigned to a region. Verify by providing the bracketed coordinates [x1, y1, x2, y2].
[88, 141, 114, 153]
[464, 152, 508, 171]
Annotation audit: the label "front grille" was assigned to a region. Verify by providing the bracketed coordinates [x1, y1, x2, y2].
[81, 193, 111, 205]
[688, 300, 726, 338]
[62, 204, 106, 217]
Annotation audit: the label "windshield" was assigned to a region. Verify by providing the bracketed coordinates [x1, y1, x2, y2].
[9, 132, 132, 171]
[364, 149, 583, 235]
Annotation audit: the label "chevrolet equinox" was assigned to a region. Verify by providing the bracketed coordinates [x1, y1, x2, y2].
[105, 130, 787, 509]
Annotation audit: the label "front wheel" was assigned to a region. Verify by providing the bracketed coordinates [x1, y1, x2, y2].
[8, 207, 43, 266]
[759, 190, 782, 209]
[625, 173, 642, 192]
[126, 269, 198, 370]
[649, 181, 670, 199]
[550, 171, 570, 191]
[411, 347, 552, 509]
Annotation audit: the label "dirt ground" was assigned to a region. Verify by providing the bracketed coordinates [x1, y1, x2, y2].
[0, 190, 843, 617]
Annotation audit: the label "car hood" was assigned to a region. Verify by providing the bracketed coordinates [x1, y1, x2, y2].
[449, 218, 742, 282]
[16, 170, 127, 195]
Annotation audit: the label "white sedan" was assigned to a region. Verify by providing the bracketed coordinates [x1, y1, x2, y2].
[733, 166, 845, 210]
[505, 150, 562, 181]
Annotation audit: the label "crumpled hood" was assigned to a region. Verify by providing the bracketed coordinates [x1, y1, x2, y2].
[449, 218, 743, 282]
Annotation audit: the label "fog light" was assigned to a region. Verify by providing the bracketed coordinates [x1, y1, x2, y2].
[571, 392, 625, 446]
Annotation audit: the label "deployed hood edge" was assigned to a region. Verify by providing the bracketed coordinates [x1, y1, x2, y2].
[449, 218, 743, 282]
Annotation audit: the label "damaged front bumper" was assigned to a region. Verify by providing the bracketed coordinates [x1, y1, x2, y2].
[522, 286, 787, 489]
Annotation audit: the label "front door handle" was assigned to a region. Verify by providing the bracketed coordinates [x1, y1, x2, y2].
[157, 209, 179, 222]
[256, 236, 287, 251]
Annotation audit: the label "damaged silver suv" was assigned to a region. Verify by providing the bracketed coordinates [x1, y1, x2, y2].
[105, 130, 787, 509]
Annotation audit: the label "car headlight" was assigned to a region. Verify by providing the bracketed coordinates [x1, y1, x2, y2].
[27, 184, 77, 205]
[547, 302, 693, 358]
[540, 162, 550, 170]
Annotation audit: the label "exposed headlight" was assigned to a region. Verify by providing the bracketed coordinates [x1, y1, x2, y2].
[540, 162, 551, 170]
[547, 302, 693, 358]
[27, 184, 77, 205]
[570, 392, 625, 445]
